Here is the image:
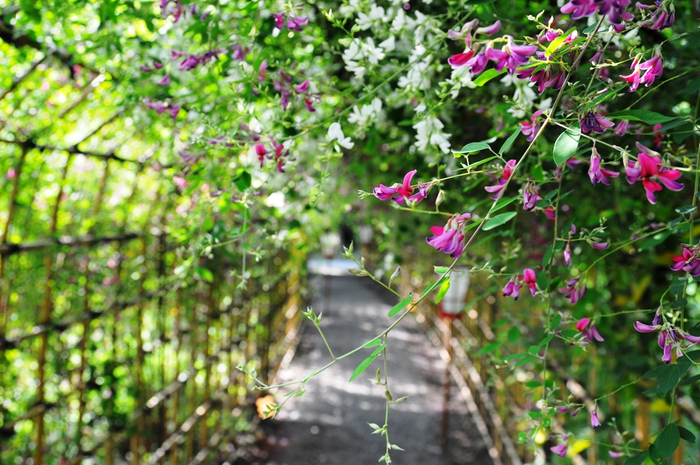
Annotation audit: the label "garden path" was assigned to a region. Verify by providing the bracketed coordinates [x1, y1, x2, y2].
[260, 262, 494, 465]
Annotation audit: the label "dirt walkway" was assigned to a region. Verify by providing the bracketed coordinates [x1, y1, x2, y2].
[262, 274, 494, 465]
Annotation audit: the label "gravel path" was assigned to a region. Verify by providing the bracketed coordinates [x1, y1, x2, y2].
[261, 275, 494, 465]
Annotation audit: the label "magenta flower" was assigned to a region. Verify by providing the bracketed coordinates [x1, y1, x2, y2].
[274, 12, 285, 29]
[551, 444, 568, 458]
[373, 170, 431, 205]
[426, 213, 471, 258]
[485, 159, 516, 199]
[465, 54, 489, 75]
[287, 16, 309, 31]
[158, 74, 171, 87]
[589, 150, 619, 185]
[614, 119, 630, 136]
[564, 243, 572, 266]
[625, 142, 683, 204]
[637, 2, 675, 30]
[448, 49, 475, 67]
[575, 317, 604, 343]
[670, 244, 700, 277]
[522, 183, 541, 211]
[591, 410, 601, 428]
[620, 54, 663, 92]
[485, 37, 538, 75]
[294, 79, 310, 93]
[580, 111, 615, 134]
[523, 268, 537, 296]
[561, 0, 633, 32]
[520, 110, 544, 142]
[609, 451, 623, 459]
[476, 20, 502, 35]
[575, 318, 590, 332]
[255, 144, 267, 168]
[502, 280, 521, 300]
[559, 277, 586, 304]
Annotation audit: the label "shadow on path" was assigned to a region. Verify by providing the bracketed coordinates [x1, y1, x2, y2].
[262, 274, 494, 465]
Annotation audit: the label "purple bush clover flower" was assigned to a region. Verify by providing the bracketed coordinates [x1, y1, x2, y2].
[591, 410, 602, 428]
[485, 36, 538, 75]
[589, 148, 619, 185]
[485, 159, 516, 199]
[670, 244, 700, 277]
[502, 279, 521, 300]
[580, 111, 615, 134]
[620, 54, 663, 92]
[551, 443, 568, 458]
[373, 170, 432, 205]
[559, 277, 587, 304]
[634, 310, 700, 364]
[637, 1, 675, 30]
[523, 268, 537, 296]
[575, 317, 604, 343]
[520, 110, 545, 142]
[625, 142, 683, 204]
[426, 213, 471, 258]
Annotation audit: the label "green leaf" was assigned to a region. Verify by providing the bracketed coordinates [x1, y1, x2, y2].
[678, 374, 700, 386]
[657, 364, 680, 395]
[435, 279, 450, 304]
[678, 425, 696, 444]
[474, 341, 500, 356]
[507, 326, 521, 343]
[581, 87, 624, 112]
[545, 28, 575, 57]
[195, 267, 214, 283]
[607, 110, 677, 125]
[483, 212, 517, 231]
[233, 170, 252, 191]
[524, 381, 541, 388]
[499, 126, 521, 155]
[453, 142, 491, 154]
[553, 125, 581, 165]
[349, 348, 384, 382]
[492, 195, 519, 213]
[363, 338, 383, 348]
[648, 445, 664, 465]
[677, 205, 698, 215]
[434, 266, 449, 274]
[670, 277, 688, 296]
[474, 68, 506, 87]
[638, 231, 671, 251]
[655, 424, 680, 458]
[624, 451, 648, 465]
[513, 355, 536, 367]
[388, 294, 413, 317]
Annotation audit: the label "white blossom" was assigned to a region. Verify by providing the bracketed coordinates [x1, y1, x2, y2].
[356, 5, 386, 30]
[444, 66, 477, 98]
[342, 38, 385, 80]
[413, 113, 451, 154]
[347, 98, 383, 127]
[328, 122, 354, 149]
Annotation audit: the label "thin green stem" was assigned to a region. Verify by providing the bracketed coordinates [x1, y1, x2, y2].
[316, 321, 336, 360]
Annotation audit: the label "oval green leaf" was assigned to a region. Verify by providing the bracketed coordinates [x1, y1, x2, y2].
[388, 294, 413, 317]
[483, 212, 517, 231]
[553, 125, 580, 165]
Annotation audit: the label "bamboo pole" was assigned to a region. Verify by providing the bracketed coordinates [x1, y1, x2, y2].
[35, 152, 73, 465]
[0, 145, 27, 339]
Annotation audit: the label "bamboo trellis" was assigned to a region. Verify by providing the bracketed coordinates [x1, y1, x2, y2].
[0, 39, 304, 465]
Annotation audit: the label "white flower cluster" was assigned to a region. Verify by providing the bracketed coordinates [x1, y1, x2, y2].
[397, 44, 432, 91]
[327, 122, 354, 150]
[501, 74, 552, 119]
[342, 37, 390, 80]
[443, 66, 477, 98]
[347, 97, 383, 128]
[413, 105, 451, 154]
